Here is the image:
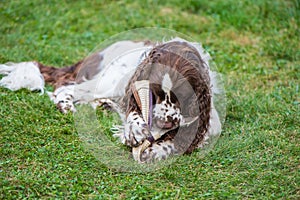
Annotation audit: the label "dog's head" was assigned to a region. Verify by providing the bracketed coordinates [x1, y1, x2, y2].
[123, 41, 211, 152]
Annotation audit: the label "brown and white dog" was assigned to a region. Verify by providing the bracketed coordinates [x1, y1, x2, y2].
[0, 38, 223, 163]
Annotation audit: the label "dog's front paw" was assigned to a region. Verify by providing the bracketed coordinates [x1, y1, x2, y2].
[123, 111, 150, 147]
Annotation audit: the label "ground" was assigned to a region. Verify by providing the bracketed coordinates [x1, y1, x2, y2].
[0, 0, 299, 199]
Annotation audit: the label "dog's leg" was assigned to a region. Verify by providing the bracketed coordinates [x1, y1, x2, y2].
[113, 111, 151, 147]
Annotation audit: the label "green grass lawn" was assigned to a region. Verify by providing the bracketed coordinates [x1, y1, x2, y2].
[0, 0, 299, 199]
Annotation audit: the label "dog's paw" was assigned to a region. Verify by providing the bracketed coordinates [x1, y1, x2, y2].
[48, 85, 76, 114]
[123, 111, 150, 147]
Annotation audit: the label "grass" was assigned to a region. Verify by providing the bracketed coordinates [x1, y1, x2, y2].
[0, 0, 299, 199]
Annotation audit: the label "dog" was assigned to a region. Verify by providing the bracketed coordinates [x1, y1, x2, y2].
[0, 37, 224, 163]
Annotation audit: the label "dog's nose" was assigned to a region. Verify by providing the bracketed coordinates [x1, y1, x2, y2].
[166, 116, 173, 122]
[156, 118, 173, 129]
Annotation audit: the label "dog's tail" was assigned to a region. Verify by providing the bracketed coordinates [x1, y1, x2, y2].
[0, 53, 102, 93]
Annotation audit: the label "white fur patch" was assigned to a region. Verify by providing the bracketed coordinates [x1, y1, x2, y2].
[93, 41, 152, 99]
[162, 73, 172, 94]
[0, 62, 44, 93]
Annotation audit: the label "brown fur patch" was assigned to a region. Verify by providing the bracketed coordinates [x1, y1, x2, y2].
[37, 53, 102, 89]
